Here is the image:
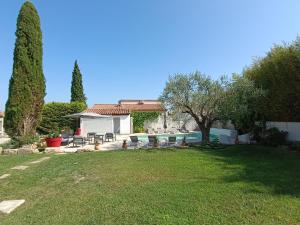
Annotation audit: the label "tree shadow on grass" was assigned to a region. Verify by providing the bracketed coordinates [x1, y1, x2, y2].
[197, 145, 300, 197]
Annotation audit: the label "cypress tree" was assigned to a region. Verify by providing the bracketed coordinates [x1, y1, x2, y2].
[70, 60, 87, 106]
[4, 2, 46, 137]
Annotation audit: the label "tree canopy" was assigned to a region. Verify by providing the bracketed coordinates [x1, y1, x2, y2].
[160, 72, 226, 142]
[4, 1, 45, 137]
[244, 42, 300, 121]
[220, 75, 265, 134]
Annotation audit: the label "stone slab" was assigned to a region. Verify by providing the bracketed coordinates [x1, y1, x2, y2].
[11, 165, 29, 170]
[45, 147, 61, 154]
[0, 174, 10, 179]
[0, 200, 25, 214]
[29, 157, 51, 164]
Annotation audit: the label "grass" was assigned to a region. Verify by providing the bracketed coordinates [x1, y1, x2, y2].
[0, 146, 300, 224]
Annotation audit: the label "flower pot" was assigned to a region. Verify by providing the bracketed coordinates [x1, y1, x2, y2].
[46, 137, 62, 147]
[95, 143, 101, 150]
[122, 140, 128, 150]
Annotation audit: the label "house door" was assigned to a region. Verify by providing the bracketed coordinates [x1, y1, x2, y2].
[113, 117, 120, 134]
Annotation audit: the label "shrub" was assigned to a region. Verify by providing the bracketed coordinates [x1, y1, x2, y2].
[11, 135, 40, 148]
[38, 102, 86, 134]
[261, 127, 288, 147]
[131, 112, 161, 133]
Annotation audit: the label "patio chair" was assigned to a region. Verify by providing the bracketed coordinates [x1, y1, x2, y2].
[105, 133, 114, 142]
[129, 136, 142, 148]
[94, 134, 104, 144]
[168, 136, 177, 146]
[73, 136, 85, 147]
[87, 132, 96, 144]
[61, 134, 73, 146]
[148, 135, 159, 147]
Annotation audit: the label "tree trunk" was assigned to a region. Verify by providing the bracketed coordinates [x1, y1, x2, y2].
[187, 112, 211, 143]
[201, 127, 210, 143]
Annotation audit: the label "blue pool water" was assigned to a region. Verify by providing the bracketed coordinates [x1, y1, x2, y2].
[136, 132, 218, 143]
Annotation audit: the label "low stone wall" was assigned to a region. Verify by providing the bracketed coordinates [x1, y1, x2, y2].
[1, 145, 39, 155]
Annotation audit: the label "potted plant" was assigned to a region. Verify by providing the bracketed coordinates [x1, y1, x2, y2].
[122, 140, 128, 150]
[95, 140, 101, 150]
[154, 138, 159, 148]
[181, 136, 187, 147]
[45, 130, 62, 147]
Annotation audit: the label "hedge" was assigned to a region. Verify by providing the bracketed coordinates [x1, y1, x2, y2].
[38, 102, 86, 134]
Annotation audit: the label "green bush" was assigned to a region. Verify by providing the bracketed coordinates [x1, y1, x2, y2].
[261, 127, 288, 147]
[38, 102, 86, 134]
[131, 112, 161, 133]
[11, 135, 40, 148]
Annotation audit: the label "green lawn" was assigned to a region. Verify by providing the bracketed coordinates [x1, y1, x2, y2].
[0, 146, 300, 225]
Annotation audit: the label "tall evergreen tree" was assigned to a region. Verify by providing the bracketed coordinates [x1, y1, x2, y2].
[4, 1, 46, 137]
[70, 60, 87, 106]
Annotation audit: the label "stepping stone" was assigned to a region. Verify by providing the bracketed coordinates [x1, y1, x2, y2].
[0, 174, 10, 180]
[11, 165, 29, 170]
[29, 157, 50, 164]
[0, 200, 25, 214]
[75, 176, 85, 184]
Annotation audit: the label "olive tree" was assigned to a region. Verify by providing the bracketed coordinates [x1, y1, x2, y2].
[160, 72, 226, 143]
[220, 75, 265, 134]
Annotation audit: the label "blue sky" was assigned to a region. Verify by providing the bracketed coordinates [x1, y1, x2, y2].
[0, 0, 300, 110]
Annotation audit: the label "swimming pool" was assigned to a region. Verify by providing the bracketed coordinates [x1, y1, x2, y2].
[135, 132, 218, 143]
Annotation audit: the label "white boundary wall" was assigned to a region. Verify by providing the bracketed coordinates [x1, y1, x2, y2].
[266, 122, 300, 142]
[0, 118, 3, 136]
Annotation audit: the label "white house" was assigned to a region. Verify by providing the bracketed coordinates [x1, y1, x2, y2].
[81, 100, 165, 136]
[0, 112, 4, 137]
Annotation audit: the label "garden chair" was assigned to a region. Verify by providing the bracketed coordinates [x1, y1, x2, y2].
[168, 136, 177, 146]
[87, 132, 96, 144]
[148, 135, 159, 147]
[73, 136, 85, 147]
[129, 136, 142, 148]
[94, 134, 104, 144]
[105, 133, 115, 142]
[61, 134, 73, 146]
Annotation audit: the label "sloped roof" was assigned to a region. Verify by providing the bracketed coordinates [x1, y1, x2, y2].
[85, 101, 165, 115]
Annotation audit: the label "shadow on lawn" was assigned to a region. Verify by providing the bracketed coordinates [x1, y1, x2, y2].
[198, 145, 300, 197]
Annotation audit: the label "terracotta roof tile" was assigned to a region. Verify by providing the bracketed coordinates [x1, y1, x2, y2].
[86, 108, 130, 115]
[85, 102, 165, 115]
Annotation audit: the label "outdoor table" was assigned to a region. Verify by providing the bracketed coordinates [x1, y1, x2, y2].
[95, 134, 105, 144]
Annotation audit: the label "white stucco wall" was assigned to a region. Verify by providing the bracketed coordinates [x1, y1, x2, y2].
[0, 118, 3, 136]
[80, 115, 131, 136]
[266, 122, 300, 142]
[80, 117, 113, 136]
[144, 114, 181, 132]
[119, 115, 131, 134]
